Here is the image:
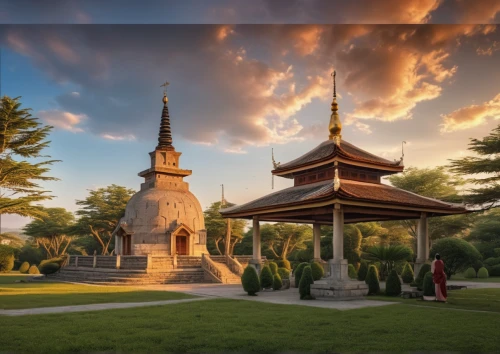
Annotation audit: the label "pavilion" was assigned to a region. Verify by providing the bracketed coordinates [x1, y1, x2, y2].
[221, 72, 468, 298]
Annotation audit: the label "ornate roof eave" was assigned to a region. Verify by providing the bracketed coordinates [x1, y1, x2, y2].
[138, 166, 192, 178]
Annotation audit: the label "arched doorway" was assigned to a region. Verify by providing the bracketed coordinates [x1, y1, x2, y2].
[171, 224, 193, 256]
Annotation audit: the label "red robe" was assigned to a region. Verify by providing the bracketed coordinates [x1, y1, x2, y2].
[433, 259, 447, 299]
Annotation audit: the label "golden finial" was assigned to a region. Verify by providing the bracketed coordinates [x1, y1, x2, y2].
[333, 168, 341, 191]
[161, 81, 169, 104]
[272, 148, 280, 169]
[328, 71, 342, 145]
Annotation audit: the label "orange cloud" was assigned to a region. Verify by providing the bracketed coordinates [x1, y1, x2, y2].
[456, 0, 500, 23]
[441, 93, 500, 133]
[38, 109, 87, 133]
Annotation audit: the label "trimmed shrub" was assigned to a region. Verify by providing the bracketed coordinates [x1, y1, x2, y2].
[277, 259, 291, 271]
[277, 267, 290, 280]
[415, 263, 431, 291]
[357, 261, 368, 281]
[348, 264, 357, 279]
[464, 267, 477, 278]
[484, 257, 500, 267]
[299, 266, 314, 300]
[294, 262, 309, 288]
[310, 262, 324, 281]
[40, 262, 60, 275]
[273, 273, 283, 291]
[268, 262, 278, 275]
[260, 265, 274, 289]
[40, 256, 66, 267]
[19, 262, 30, 274]
[28, 265, 40, 275]
[0, 245, 15, 273]
[385, 269, 402, 296]
[365, 265, 380, 295]
[241, 266, 260, 296]
[478, 267, 489, 278]
[490, 264, 500, 276]
[423, 272, 435, 296]
[401, 263, 414, 284]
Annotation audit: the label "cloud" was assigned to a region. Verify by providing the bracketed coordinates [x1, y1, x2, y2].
[38, 109, 86, 133]
[455, 0, 500, 23]
[476, 41, 500, 56]
[100, 133, 136, 141]
[440, 93, 500, 132]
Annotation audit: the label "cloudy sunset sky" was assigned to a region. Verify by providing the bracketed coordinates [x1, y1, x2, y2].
[1, 0, 500, 228]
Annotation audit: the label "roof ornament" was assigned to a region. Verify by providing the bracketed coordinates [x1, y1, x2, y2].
[220, 184, 226, 208]
[160, 81, 169, 104]
[395, 141, 406, 165]
[157, 80, 174, 149]
[328, 71, 342, 146]
[333, 167, 341, 191]
[272, 148, 281, 190]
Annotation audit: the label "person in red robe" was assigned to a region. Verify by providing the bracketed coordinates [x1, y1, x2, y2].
[432, 254, 447, 302]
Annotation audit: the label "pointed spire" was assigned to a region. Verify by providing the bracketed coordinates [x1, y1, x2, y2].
[157, 81, 174, 150]
[328, 71, 342, 145]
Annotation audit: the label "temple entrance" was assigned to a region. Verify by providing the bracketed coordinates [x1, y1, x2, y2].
[176, 236, 187, 255]
[122, 235, 132, 255]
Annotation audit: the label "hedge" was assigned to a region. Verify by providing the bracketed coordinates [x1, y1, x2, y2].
[423, 272, 435, 296]
[299, 266, 314, 300]
[273, 273, 283, 291]
[277, 267, 290, 280]
[294, 262, 309, 288]
[18, 262, 30, 274]
[268, 262, 278, 275]
[357, 261, 368, 281]
[365, 265, 380, 295]
[478, 267, 489, 278]
[348, 264, 357, 279]
[241, 266, 260, 296]
[385, 269, 402, 296]
[260, 265, 274, 289]
[0, 245, 15, 273]
[490, 264, 500, 276]
[415, 263, 431, 290]
[464, 267, 477, 278]
[401, 263, 414, 284]
[277, 259, 291, 271]
[310, 262, 324, 281]
[40, 262, 61, 275]
[28, 265, 40, 274]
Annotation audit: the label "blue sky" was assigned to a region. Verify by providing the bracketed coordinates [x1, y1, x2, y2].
[1, 22, 500, 229]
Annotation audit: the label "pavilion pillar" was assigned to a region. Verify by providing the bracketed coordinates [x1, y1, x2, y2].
[329, 204, 349, 281]
[415, 212, 429, 276]
[313, 223, 321, 262]
[115, 235, 121, 255]
[249, 216, 262, 272]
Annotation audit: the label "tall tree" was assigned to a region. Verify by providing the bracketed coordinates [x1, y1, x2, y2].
[449, 125, 500, 209]
[23, 207, 75, 259]
[72, 185, 135, 255]
[204, 201, 246, 255]
[387, 167, 472, 242]
[0, 96, 59, 220]
[261, 223, 312, 260]
[320, 224, 362, 264]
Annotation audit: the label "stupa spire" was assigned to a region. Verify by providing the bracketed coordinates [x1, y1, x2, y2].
[328, 71, 342, 145]
[157, 81, 174, 150]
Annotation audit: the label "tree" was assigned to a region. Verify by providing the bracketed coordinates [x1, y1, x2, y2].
[429, 237, 482, 279]
[467, 209, 500, 259]
[0, 96, 59, 220]
[362, 245, 413, 280]
[449, 125, 500, 209]
[387, 167, 472, 243]
[320, 224, 361, 264]
[261, 223, 312, 260]
[204, 201, 246, 255]
[0, 232, 25, 248]
[23, 207, 75, 259]
[72, 185, 134, 255]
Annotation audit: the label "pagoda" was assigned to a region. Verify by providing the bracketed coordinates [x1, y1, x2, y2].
[221, 72, 467, 298]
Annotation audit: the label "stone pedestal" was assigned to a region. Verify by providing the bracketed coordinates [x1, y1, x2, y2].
[249, 259, 262, 273]
[310, 259, 368, 300]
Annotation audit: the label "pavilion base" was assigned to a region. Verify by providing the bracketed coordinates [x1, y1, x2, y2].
[310, 259, 368, 300]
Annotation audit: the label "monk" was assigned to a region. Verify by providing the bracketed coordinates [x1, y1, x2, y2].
[431, 254, 447, 302]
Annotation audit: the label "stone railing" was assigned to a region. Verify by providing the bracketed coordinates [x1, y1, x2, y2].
[226, 255, 243, 276]
[201, 254, 222, 283]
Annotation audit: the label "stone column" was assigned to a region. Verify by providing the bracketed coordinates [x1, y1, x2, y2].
[115, 234, 121, 255]
[249, 216, 261, 272]
[313, 223, 321, 262]
[415, 212, 429, 276]
[329, 204, 348, 282]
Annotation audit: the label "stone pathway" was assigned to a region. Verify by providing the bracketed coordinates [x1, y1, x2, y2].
[0, 297, 209, 317]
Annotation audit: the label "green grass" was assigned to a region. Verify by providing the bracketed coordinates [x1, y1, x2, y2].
[451, 275, 500, 283]
[369, 288, 500, 313]
[0, 274, 195, 309]
[0, 298, 499, 352]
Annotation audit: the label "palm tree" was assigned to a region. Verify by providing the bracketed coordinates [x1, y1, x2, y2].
[362, 245, 413, 280]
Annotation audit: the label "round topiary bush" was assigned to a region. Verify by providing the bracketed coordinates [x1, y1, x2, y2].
[28, 265, 40, 275]
[268, 262, 278, 275]
[477, 267, 489, 278]
[401, 262, 414, 284]
[18, 261, 30, 274]
[484, 257, 500, 267]
[415, 263, 431, 290]
[278, 259, 291, 271]
[357, 261, 368, 281]
[464, 267, 477, 278]
[260, 265, 274, 289]
[273, 273, 283, 290]
[40, 262, 60, 275]
[293, 262, 309, 288]
[365, 265, 380, 295]
[0, 245, 15, 273]
[385, 269, 402, 296]
[423, 271, 436, 296]
[348, 264, 357, 279]
[241, 266, 260, 296]
[277, 267, 290, 280]
[310, 262, 324, 281]
[299, 266, 314, 300]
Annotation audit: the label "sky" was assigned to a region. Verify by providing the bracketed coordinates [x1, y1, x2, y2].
[1, 1, 500, 229]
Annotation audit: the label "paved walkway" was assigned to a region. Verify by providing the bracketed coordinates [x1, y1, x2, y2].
[0, 297, 209, 317]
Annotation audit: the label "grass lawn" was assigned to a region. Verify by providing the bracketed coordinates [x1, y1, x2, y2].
[369, 288, 500, 313]
[1, 298, 499, 352]
[451, 275, 500, 283]
[0, 274, 195, 309]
